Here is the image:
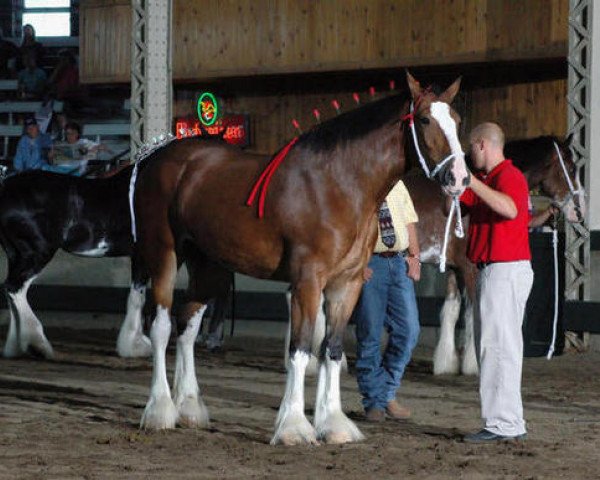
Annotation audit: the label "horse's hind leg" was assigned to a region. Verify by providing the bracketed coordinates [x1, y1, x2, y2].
[272, 271, 322, 446]
[116, 254, 152, 358]
[314, 279, 364, 444]
[3, 248, 55, 359]
[140, 248, 179, 431]
[171, 257, 226, 428]
[432, 269, 461, 375]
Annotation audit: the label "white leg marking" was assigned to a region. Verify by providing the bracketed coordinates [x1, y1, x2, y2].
[433, 290, 461, 375]
[314, 349, 364, 444]
[271, 350, 317, 445]
[8, 278, 53, 358]
[3, 300, 21, 358]
[461, 299, 479, 376]
[117, 285, 152, 358]
[173, 306, 209, 428]
[141, 306, 177, 430]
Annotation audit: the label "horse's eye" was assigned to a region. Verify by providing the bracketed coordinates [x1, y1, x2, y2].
[419, 117, 430, 125]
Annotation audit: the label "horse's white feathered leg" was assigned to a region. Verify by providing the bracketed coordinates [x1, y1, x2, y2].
[141, 306, 177, 430]
[117, 285, 152, 358]
[173, 306, 209, 428]
[271, 350, 318, 445]
[314, 349, 364, 444]
[433, 288, 460, 375]
[7, 278, 54, 359]
[461, 298, 478, 375]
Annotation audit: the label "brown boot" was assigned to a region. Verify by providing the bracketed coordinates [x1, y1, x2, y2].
[386, 400, 411, 420]
[364, 407, 386, 423]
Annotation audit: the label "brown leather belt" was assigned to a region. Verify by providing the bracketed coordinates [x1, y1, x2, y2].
[377, 251, 401, 258]
[476, 261, 494, 270]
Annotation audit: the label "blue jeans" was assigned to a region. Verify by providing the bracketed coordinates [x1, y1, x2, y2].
[353, 254, 420, 410]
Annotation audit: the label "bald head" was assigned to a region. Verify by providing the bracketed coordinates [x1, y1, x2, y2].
[468, 122, 506, 172]
[469, 122, 505, 149]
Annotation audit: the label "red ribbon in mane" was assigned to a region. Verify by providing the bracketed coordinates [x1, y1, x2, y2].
[401, 86, 432, 126]
[246, 136, 299, 218]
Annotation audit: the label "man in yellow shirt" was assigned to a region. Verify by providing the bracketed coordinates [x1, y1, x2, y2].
[353, 180, 421, 422]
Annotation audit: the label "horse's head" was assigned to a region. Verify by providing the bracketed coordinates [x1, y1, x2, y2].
[544, 134, 586, 223]
[405, 71, 469, 197]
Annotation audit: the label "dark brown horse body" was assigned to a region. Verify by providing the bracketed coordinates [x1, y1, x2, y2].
[410, 135, 584, 375]
[132, 73, 468, 445]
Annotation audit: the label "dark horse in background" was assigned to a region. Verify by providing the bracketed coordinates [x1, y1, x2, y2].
[0, 166, 153, 359]
[131, 73, 469, 445]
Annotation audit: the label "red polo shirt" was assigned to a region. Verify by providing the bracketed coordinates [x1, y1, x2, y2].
[460, 160, 531, 264]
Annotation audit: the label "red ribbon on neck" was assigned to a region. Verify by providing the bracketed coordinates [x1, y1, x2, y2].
[246, 136, 299, 218]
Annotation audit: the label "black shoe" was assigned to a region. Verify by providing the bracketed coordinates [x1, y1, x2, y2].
[463, 429, 527, 443]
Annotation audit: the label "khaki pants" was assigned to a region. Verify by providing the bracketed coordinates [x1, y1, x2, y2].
[474, 261, 533, 437]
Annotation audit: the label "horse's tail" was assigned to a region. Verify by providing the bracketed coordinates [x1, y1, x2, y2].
[284, 291, 348, 375]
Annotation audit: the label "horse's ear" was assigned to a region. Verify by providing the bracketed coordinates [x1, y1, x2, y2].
[439, 76, 462, 104]
[406, 70, 422, 99]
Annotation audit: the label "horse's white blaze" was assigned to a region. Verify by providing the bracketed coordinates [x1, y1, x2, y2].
[461, 299, 478, 375]
[271, 350, 317, 445]
[174, 306, 209, 428]
[420, 241, 442, 264]
[141, 305, 177, 430]
[116, 285, 151, 358]
[430, 102, 468, 196]
[3, 277, 53, 359]
[433, 289, 461, 375]
[76, 238, 110, 257]
[314, 350, 364, 444]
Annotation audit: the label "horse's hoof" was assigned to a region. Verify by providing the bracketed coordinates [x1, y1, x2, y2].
[271, 414, 319, 446]
[432, 350, 460, 376]
[315, 412, 365, 444]
[23, 337, 54, 359]
[3, 340, 22, 358]
[141, 395, 178, 430]
[117, 334, 152, 358]
[176, 396, 209, 428]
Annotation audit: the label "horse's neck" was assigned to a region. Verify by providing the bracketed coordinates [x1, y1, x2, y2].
[333, 125, 404, 209]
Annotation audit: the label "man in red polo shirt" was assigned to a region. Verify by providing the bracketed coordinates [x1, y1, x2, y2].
[459, 122, 533, 443]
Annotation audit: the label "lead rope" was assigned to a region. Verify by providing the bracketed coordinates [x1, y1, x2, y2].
[404, 101, 464, 273]
[546, 215, 560, 360]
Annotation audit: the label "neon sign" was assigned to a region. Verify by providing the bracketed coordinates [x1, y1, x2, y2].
[197, 92, 218, 126]
[175, 114, 250, 147]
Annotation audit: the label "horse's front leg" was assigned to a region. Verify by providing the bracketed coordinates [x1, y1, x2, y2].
[461, 297, 478, 375]
[271, 278, 321, 446]
[433, 270, 461, 375]
[173, 303, 209, 427]
[314, 279, 365, 444]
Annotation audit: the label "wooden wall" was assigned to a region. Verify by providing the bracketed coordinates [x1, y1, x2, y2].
[469, 79, 567, 141]
[80, 0, 568, 84]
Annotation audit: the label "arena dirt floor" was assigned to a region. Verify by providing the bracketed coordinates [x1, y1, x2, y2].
[1, 318, 600, 480]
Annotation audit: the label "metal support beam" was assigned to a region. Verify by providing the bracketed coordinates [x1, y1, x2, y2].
[130, 0, 172, 157]
[566, 0, 593, 301]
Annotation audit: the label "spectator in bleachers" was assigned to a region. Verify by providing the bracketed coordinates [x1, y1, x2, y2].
[13, 117, 52, 172]
[18, 24, 44, 70]
[50, 122, 110, 175]
[48, 49, 79, 101]
[17, 52, 47, 99]
[0, 27, 18, 79]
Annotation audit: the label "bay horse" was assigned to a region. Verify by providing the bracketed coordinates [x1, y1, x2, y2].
[0, 165, 152, 359]
[429, 134, 585, 375]
[131, 72, 469, 445]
